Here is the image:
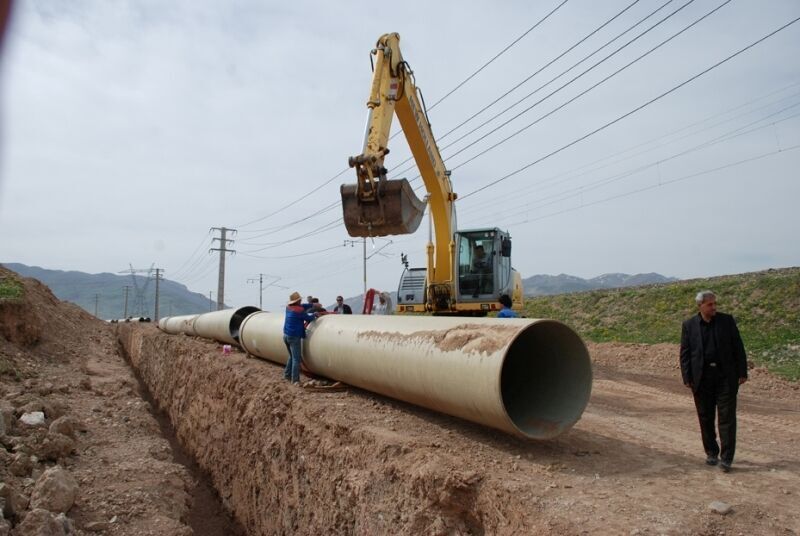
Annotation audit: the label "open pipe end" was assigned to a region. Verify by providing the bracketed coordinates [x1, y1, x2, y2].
[501, 320, 592, 440]
[229, 306, 261, 343]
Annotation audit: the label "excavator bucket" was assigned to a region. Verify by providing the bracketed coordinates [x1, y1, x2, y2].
[341, 178, 426, 237]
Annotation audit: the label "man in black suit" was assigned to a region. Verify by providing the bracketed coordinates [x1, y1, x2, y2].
[333, 296, 352, 314]
[680, 290, 748, 472]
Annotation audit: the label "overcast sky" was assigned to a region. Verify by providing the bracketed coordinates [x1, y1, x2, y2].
[1, 0, 798, 310]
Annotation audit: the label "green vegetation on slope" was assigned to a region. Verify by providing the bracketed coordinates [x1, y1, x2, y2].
[0, 273, 24, 302]
[525, 267, 800, 381]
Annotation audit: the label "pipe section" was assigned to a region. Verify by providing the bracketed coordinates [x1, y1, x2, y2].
[160, 314, 200, 336]
[238, 312, 592, 440]
[191, 307, 260, 345]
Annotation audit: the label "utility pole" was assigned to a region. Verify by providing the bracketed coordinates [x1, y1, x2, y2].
[247, 274, 264, 310]
[122, 286, 131, 318]
[209, 291, 214, 312]
[247, 274, 285, 310]
[210, 227, 236, 311]
[94, 294, 100, 318]
[153, 268, 163, 322]
[345, 238, 368, 295]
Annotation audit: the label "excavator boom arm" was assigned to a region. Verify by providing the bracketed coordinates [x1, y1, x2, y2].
[342, 33, 456, 287]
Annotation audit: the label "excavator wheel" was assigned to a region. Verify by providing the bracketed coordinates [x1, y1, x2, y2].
[340, 178, 426, 237]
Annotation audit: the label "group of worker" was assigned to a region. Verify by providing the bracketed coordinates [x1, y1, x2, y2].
[282, 291, 516, 384]
[282, 291, 396, 384]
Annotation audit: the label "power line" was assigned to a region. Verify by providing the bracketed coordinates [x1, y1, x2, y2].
[233, 2, 570, 233]
[427, 0, 571, 110]
[387, 0, 680, 179]
[500, 144, 800, 227]
[238, 202, 340, 241]
[238, 219, 341, 252]
[458, 14, 800, 201]
[170, 233, 214, 279]
[180, 256, 218, 284]
[493, 109, 800, 223]
[445, 0, 724, 169]
[437, 0, 649, 142]
[240, 244, 344, 260]
[235, 168, 350, 229]
[458, 92, 800, 219]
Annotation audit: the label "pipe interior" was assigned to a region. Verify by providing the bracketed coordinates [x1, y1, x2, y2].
[501, 321, 592, 439]
[229, 307, 261, 342]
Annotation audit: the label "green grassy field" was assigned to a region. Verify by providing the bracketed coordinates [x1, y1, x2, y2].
[525, 267, 800, 381]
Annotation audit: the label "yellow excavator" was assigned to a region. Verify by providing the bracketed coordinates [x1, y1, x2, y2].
[341, 33, 524, 316]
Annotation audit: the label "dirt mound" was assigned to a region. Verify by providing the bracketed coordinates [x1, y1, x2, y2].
[0, 267, 242, 535]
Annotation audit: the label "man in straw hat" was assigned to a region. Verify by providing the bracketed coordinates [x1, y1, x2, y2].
[284, 291, 318, 385]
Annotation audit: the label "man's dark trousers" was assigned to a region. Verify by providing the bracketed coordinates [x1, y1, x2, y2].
[693, 364, 738, 463]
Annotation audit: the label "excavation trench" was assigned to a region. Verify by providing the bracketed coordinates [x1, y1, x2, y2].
[117, 322, 587, 534]
[119, 338, 246, 536]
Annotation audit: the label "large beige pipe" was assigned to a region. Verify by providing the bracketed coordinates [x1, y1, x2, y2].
[160, 314, 200, 336]
[238, 312, 592, 440]
[192, 307, 260, 345]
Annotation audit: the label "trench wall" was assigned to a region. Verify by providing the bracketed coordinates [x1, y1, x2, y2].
[118, 324, 540, 535]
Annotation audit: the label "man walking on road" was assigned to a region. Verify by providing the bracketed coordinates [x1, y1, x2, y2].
[680, 290, 748, 472]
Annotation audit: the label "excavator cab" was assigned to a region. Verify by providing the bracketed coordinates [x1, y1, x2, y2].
[341, 175, 426, 238]
[455, 229, 514, 302]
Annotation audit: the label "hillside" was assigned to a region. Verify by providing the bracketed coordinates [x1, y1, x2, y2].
[2, 263, 217, 319]
[522, 272, 678, 296]
[525, 267, 800, 380]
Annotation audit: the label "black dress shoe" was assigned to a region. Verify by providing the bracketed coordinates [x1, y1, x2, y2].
[720, 460, 732, 472]
[705, 455, 719, 466]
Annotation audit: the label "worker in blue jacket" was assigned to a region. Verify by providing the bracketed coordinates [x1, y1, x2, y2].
[497, 294, 518, 318]
[283, 291, 318, 385]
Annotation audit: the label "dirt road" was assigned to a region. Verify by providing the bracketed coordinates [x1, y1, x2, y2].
[121, 325, 800, 535]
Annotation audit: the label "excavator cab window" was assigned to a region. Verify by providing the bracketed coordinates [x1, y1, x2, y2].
[457, 231, 496, 298]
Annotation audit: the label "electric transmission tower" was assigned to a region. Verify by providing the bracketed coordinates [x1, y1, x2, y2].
[118, 263, 155, 317]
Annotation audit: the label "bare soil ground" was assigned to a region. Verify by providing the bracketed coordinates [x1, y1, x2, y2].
[0, 270, 242, 535]
[3, 269, 799, 535]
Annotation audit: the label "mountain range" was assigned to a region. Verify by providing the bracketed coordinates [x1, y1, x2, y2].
[2, 263, 217, 320]
[3, 262, 678, 317]
[521, 272, 679, 296]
